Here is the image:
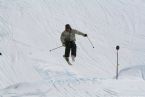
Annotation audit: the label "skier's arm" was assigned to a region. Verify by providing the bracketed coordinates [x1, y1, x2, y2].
[74, 29, 87, 37]
[60, 32, 65, 45]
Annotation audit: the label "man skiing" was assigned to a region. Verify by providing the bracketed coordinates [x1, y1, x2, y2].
[60, 24, 87, 64]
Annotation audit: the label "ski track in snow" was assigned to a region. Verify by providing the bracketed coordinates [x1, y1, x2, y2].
[0, 79, 145, 97]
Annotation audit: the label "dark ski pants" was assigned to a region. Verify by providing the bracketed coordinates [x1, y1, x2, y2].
[64, 41, 76, 57]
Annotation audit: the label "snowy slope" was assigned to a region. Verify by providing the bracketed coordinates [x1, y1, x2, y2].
[0, 0, 145, 96]
[1, 79, 145, 97]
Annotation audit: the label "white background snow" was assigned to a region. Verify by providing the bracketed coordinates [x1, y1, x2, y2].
[0, 0, 145, 97]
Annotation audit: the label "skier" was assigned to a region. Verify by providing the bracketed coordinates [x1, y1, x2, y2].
[60, 24, 87, 64]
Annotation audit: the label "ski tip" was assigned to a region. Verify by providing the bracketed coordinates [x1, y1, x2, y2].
[68, 62, 72, 65]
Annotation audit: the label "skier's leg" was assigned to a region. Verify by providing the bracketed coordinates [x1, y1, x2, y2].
[71, 42, 76, 61]
[64, 42, 71, 61]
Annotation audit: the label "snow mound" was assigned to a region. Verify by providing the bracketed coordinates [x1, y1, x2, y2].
[119, 65, 145, 80]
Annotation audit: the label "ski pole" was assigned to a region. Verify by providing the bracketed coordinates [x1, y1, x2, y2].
[87, 36, 95, 48]
[49, 46, 63, 52]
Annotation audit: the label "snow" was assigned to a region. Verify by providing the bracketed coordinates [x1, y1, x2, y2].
[1, 79, 145, 97]
[0, 0, 145, 96]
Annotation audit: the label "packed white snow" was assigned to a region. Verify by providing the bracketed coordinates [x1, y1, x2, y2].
[0, 0, 145, 96]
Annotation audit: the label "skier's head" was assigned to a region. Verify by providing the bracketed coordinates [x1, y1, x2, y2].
[65, 24, 72, 32]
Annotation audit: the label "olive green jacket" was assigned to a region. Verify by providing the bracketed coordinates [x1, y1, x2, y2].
[60, 29, 85, 44]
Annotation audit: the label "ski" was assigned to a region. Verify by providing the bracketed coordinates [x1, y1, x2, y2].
[63, 56, 72, 65]
[66, 60, 72, 65]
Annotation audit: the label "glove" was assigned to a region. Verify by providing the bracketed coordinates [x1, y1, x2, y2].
[84, 34, 87, 37]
